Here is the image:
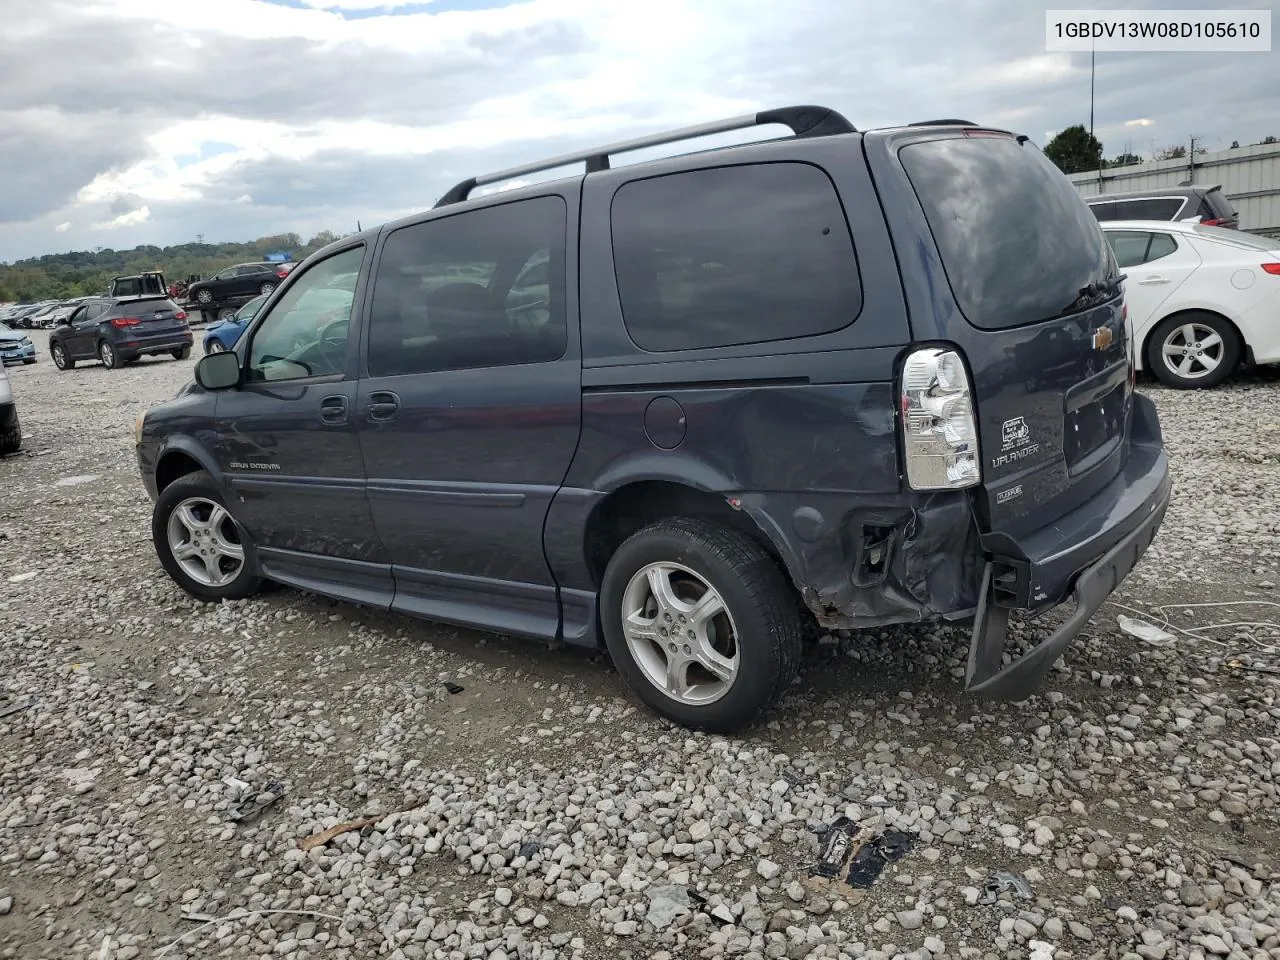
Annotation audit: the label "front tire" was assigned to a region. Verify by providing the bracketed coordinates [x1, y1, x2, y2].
[600, 518, 802, 733]
[51, 342, 74, 370]
[22, 358, 36, 365]
[1147, 312, 1239, 389]
[153, 470, 262, 602]
[172, 346, 191, 360]
[205, 340, 225, 355]
[99, 340, 119, 369]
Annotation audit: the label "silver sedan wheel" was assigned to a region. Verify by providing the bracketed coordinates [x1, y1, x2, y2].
[206, 341, 225, 354]
[1161, 322, 1223, 381]
[166, 497, 245, 588]
[620, 562, 739, 705]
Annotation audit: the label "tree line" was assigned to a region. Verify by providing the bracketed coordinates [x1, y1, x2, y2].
[1044, 127, 1278, 175]
[0, 231, 347, 304]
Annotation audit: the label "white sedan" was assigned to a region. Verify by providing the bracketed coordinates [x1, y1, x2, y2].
[1102, 220, 1280, 388]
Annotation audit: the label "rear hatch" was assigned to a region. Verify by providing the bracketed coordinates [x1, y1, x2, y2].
[115, 297, 188, 339]
[887, 130, 1131, 540]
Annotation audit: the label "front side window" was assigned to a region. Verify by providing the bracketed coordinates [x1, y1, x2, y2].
[366, 196, 567, 377]
[247, 246, 363, 382]
[611, 163, 861, 352]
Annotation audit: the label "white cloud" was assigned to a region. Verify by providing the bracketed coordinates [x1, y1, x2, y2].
[1, 0, 1276, 260]
[93, 205, 151, 230]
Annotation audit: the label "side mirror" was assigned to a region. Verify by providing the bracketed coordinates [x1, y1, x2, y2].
[195, 351, 242, 390]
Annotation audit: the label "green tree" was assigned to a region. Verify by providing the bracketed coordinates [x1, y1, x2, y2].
[0, 230, 341, 303]
[1155, 144, 1186, 160]
[1111, 152, 1142, 167]
[1044, 125, 1103, 174]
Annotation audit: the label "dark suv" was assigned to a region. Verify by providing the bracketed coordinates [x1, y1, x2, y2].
[135, 105, 1172, 732]
[186, 262, 291, 311]
[1085, 185, 1239, 229]
[51, 295, 192, 370]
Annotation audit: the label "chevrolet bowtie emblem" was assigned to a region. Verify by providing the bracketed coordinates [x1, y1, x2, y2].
[1091, 326, 1113, 350]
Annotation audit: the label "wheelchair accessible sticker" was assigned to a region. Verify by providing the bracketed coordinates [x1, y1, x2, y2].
[991, 416, 1040, 469]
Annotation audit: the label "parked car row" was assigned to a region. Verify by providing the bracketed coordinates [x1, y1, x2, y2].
[0, 297, 89, 329]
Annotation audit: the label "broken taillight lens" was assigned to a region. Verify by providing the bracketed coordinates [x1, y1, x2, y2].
[899, 347, 981, 490]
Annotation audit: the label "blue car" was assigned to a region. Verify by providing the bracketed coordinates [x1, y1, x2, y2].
[0, 322, 37, 365]
[202, 295, 267, 354]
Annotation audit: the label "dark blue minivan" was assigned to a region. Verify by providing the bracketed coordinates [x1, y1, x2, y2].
[135, 106, 1171, 732]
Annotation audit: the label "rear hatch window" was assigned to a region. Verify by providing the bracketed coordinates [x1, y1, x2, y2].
[900, 136, 1114, 330]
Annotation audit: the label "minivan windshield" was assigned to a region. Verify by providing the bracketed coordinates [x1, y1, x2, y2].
[901, 135, 1119, 330]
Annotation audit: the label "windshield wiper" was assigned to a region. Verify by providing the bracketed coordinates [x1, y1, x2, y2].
[1058, 273, 1126, 317]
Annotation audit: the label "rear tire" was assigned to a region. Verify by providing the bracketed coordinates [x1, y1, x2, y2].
[99, 340, 119, 369]
[259, 282, 276, 297]
[0, 406, 20, 456]
[153, 470, 262, 603]
[1147, 312, 1239, 389]
[600, 518, 802, 733]
[172, 346, 191, 360]
[51, 343, 74, 370]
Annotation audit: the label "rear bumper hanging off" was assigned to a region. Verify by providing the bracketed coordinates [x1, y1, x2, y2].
[965, 395, 1173, 699]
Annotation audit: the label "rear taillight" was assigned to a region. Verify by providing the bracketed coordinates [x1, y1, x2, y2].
[175, 311, 188, 321]
[110, 317, 140, 328]
[1200, 217, 1233, 227]
[899, 347, 980, 490]
[276, 268, 289, 278]
[1262, 263, 1280, 276]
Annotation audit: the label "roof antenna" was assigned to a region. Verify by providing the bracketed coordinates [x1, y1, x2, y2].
[356, 220, 362, 232]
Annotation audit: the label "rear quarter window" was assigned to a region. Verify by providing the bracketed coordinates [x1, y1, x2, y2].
[900, 136, 1113, 330]
[610, 162, 862, 352]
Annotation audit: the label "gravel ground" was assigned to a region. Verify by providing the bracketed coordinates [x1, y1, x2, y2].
[1, 334, 1278, 960]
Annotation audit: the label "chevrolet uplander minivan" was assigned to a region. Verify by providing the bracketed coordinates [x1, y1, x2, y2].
[135, 105, 1172, 732]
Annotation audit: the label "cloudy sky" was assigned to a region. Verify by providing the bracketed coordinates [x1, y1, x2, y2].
[1, 0, 1274, 262]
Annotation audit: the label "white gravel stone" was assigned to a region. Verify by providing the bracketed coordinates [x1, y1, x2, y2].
[1, 346, 1277, 960]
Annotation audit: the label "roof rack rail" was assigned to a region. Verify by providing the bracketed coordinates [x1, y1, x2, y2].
[434, 105, 855, 208]
[908, 118, 979, 127]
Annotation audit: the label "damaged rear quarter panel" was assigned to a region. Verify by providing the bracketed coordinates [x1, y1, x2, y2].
[556, 371, 983, 629]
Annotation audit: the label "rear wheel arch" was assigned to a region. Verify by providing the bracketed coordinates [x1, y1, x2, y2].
[583, 480, 795, 588]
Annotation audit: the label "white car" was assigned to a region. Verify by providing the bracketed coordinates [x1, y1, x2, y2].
[1102, 221, 1280, 388]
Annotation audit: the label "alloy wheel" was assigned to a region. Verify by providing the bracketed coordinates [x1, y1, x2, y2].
[1161, 322, 1224, 381]
[166, 497, 245, 588]
[619, 561, 739, 705]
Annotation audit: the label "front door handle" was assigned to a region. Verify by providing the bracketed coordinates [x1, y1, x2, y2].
[319, 395, 348, 425]
[367, 391, 400, 422]
[1136, 276, 1170, 285]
